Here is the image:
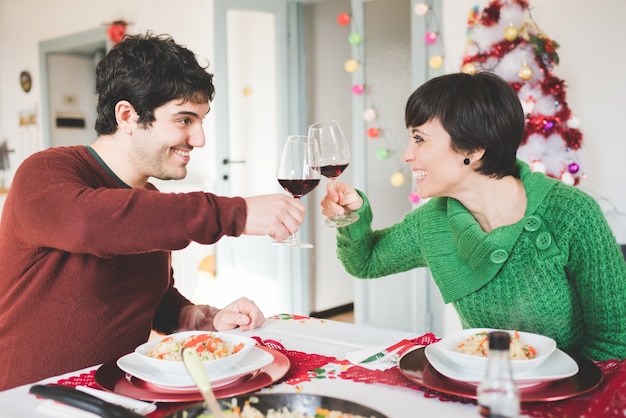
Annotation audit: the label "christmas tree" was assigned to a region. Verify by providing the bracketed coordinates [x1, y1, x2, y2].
[461, 0, 584, 185]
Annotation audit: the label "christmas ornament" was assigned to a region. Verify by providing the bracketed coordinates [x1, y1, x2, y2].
[566, 116, 581, 129]
[344, 59, 359, 73]
[352, 84, 365, 95]
[337, 13, 350, 26]
[542, 119, 555, 133]
[504, 24, 518, 41]
[367, 127, 380, 139]
[106, 20, 128, 44]
[467, 6, 480, 27]
[531, 160, 546, 174]
[376, 148, 389, 160]
[391, 172, 405, 187]
[518, 62, 534, 80]
[462, 62, 477, 75]
[348, 33, 362, 46]
[429, 55, 444, 69]
[363, 108, 377, 122]
[567, 162, 580, 174]
[425, 32, 438, 44]
[409, 191, 421, 204]
[414, 2, 429, 16]
[560, 171, 575, 186]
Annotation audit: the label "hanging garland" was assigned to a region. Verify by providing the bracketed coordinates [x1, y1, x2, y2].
[336, 2, 442, 204]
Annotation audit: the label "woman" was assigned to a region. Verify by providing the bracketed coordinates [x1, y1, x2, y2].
[321, 72, 626, 361]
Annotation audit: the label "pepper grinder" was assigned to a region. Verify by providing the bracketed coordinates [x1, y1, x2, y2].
[477, 331, 520, 417]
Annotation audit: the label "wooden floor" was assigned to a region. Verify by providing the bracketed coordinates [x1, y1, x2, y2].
[327, 311, 354, 323]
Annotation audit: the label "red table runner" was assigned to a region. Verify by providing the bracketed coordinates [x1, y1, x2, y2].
[54, 335, 626, 418]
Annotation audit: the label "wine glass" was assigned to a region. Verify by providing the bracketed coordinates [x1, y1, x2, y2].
[274, 135, 321, 248]
[308, 120, 359, 227]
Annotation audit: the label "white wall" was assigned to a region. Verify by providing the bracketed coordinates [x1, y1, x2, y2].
[442, 0, 626, 243]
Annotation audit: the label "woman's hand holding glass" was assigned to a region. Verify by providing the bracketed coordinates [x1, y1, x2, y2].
[320, 181, 364, 220]
[308, 120, 359, 227]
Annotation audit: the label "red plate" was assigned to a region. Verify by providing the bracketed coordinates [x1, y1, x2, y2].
[399, 347, 603, 402]
[94, 346, 289, 402]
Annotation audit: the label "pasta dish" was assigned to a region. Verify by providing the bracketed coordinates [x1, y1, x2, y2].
[456, 330, 537, 360]
[148, 333, 244, 361]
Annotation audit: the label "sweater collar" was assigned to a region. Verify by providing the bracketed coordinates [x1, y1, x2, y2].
[86, 146, 132, 189]
[431, 160, 559, 302]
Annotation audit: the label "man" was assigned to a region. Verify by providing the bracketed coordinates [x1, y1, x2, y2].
[0, 33, 305, 390]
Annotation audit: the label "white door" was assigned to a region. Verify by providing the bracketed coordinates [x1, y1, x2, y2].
[211, 0, 311, 317]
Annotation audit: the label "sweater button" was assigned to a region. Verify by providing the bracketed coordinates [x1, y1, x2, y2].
[536, 232, 552, 250]
[490, 249, 508, 264]
[524, 215, 542, 232]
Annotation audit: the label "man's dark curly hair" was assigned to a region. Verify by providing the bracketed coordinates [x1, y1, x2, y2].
[95, 32, 215, 135]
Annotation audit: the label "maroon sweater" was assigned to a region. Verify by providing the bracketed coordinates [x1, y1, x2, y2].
[0, 146, 246, 390]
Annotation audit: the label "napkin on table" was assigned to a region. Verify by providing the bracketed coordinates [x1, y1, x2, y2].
[346, 342, 421, 371]
[36, 385, 156, 417]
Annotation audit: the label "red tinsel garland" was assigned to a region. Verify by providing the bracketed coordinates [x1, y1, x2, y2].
[480, 2, 502, 26]
[462, 38, 522, 66]
[541, 74, 566, 104]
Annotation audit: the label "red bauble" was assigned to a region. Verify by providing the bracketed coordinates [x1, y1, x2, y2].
[367, 127, 380, 138]
[107, 21, 127, 44]
[337, 13, 351, 26]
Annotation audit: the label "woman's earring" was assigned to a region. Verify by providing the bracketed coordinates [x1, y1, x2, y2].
[463, 157, 470, 166]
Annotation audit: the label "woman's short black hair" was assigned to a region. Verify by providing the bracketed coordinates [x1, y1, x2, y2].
[95, 32, 215, 135]
[404, 72, 525, 178]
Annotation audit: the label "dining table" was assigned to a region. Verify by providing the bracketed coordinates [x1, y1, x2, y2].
[1, 313, 625, 417]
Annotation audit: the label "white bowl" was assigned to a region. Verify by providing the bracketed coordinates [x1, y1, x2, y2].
[134, 331, 256, 376]
[433, 328, 556, 375]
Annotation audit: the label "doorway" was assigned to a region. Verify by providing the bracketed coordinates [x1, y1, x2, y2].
[39, 27, 108, 149]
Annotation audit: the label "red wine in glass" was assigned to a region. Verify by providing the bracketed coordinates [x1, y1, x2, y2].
[308, 120, 359, 227]
[320, 163, 349, 180]
[274, 135, 321, 248]
[278, 179, 320, 198]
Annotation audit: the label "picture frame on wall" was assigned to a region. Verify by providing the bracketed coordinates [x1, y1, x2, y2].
[20, 71, 32, 93]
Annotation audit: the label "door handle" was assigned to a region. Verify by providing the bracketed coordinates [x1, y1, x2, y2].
[222, 158, 246, 165]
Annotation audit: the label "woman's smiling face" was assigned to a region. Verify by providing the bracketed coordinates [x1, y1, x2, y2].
[402, 118, 470, 199]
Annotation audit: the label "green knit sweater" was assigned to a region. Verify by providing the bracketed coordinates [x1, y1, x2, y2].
[337, 161, 626, 360]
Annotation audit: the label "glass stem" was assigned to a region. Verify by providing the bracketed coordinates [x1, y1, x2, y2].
[289, 197, 301, 242]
